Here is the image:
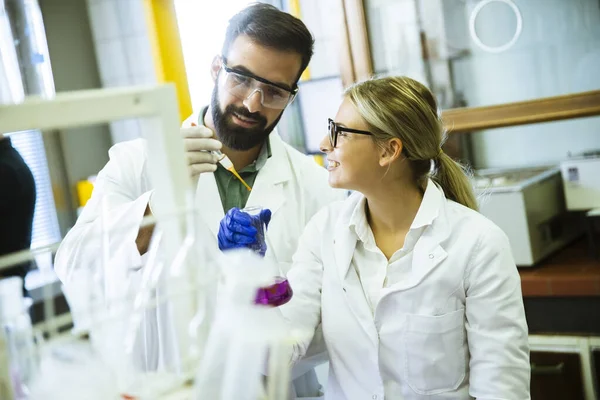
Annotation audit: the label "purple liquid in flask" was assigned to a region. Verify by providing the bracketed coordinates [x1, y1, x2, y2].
[241, 206, 293, 307]
[255, 277, 293, 307]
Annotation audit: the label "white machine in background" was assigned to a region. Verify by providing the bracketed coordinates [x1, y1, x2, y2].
[560, 152, 600, 211]
[560, 151, 600, 260]
[474, 166, 583, 267]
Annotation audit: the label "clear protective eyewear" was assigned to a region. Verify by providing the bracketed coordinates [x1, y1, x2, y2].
[220, 58, 298, 110]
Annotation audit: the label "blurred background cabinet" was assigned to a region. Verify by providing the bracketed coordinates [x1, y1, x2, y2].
[530, 351, 585, 400]
[529, 335, 599, 400]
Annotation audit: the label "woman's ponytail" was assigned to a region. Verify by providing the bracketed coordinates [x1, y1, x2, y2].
[432, 152, 478, 211]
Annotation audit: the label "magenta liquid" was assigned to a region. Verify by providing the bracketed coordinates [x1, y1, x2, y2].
[254, 277, 293, 307]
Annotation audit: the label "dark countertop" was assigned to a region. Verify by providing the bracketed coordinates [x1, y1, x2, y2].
[519, 240, 600, 297]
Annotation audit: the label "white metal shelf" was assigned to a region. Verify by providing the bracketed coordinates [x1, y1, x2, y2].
[0, 84, 191, 270]
[1, 85, 171, 133]
[1, 84, 198, 399]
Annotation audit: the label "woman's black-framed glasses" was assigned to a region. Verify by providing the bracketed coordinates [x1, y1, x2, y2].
[220, 57, 298, 110]
[328, 118, 373, 148]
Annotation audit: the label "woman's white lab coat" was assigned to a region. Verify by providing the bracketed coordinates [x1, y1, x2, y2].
[54, 128, 344, 397]
[280, 180, 531, 400]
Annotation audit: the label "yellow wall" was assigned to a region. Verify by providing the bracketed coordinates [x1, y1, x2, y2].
[143, 0, 192, 121]
[288, 0, 311, 81]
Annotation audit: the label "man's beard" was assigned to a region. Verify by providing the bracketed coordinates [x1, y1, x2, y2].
[210, 85, 282, 151]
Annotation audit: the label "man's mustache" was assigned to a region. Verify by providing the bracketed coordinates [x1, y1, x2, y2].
[225, 105, 267, 125]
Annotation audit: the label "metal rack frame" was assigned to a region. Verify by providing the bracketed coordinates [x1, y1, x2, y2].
[0, 85, 195, 397]
[0, 84, 191, 276]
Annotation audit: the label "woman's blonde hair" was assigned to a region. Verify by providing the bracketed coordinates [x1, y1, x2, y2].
[345, 76, 478, 210]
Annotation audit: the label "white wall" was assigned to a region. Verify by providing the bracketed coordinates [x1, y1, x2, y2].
[86, 0, 157, 144]
[175, 0, 255, 112]
[365, 0, 428, 84]
[295, 0, 344, 79]
[446, 0, 600, 168]
[39, 0, 113, 233]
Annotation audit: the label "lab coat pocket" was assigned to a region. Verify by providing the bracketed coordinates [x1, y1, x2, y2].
[403, 308, 466, 395]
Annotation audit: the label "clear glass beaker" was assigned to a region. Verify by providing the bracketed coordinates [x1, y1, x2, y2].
[240, 206, 293, 307]
[241, 206, 267, 256]
[193, 249, 291, 400]
[0, 276, 38, 399]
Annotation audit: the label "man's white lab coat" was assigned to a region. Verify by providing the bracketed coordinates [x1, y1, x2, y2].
[280, 180, 531, 400]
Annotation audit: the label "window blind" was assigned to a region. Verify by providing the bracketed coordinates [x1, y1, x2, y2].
[8, 130, 61, 249]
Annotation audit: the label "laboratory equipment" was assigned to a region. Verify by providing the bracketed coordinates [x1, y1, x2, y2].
[0, 85, 194, 399]
[0, 327, 17, 399]
[190, 121, 252, 191]
[474, 166, 583, 266]
[2, 0, 60, 261]
[242, 205, 267, 255]
[0, 276, 37, 398]
[0, 83, 298, 398]
[255, 276, 293, 307]
[560, 151, 600, 260]
[193, 249, 291, 400]
[28, 338, 120, 400]
[2, 0, 55, 101]
[560, 151, 600, 211]
[215, 150, 252, 191]
[241, 205, 294, 307]
[0, 0, 25, 105]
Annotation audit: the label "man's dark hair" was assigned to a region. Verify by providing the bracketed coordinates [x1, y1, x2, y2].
[222, 3, 314, 83]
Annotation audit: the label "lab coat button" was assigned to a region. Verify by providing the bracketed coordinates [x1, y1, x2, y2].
[372, 395, 377, 399]
[429, 253, 434, 259]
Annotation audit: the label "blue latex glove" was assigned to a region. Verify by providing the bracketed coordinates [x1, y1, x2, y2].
[218, 207, 272, 255]
[260, 208, 272, 229]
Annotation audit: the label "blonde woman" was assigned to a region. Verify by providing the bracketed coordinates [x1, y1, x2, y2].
[279, 77, 530, 399]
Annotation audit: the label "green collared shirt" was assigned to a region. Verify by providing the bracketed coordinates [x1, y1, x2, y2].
[198, 107, 272, 212]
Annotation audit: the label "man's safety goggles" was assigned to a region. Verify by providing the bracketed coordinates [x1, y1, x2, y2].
[220, 58, 298, 110]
